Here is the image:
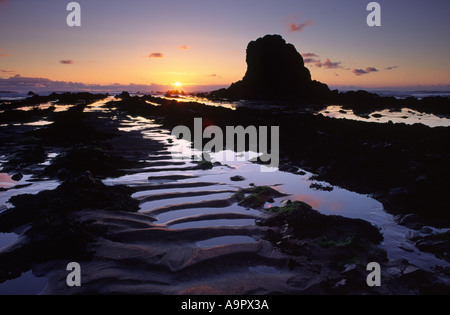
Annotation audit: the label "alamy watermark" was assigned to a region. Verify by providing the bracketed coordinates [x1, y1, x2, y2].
[65, 2, 380, 28]
[366, 262, 381, 287]
[170, 118, 279, 172]
[66, 262, 81, 287]
[367, 2, 381, 27]
[66, 2, 81, 27]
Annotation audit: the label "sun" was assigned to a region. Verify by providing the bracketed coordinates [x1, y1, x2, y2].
[173, 82, 182, 87]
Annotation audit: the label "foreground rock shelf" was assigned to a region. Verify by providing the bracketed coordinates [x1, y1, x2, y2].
[0, 93, 449, 295]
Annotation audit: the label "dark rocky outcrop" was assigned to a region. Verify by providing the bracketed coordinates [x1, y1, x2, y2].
[415, 231, 450, 262]
[211, 34, 331, 102]
[0, 172, 139, 233]
[259, 200, 383, 246]
[234, 185, 288, 209]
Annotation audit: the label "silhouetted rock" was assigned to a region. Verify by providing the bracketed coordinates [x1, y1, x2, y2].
[116, 91, 131, 99]
[211, 34, 330, 102]
[395, 214, 424, 230]
[230, 175, 246, 181]
[415, 231, 450, 262]
[11, 173, 23, 182]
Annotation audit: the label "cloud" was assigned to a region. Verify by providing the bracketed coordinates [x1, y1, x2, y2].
[0, 69, 16, 74]
[302, 53, 319, 58]
[353, 69, 368, 76]
[0, 49, 10, 58]
[353, 67, 379, 76]
[205, 74, 222, 78]
[322, 58, 342, 69]
[177, 44, 190, 50]
[59, 59, 74, 65]
[0, 74, 168, 93]
[149, 52, 164, 58]
[302, 53, 320, 64]
[304, 58, 320, 64]
[385, 65, 399, 70]
[308, 57, 343, 69]
[0, 74, 229, 94]
[288, 19, 314, 32]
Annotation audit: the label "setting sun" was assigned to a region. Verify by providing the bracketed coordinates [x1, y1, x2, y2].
[174, 82, 182, 87]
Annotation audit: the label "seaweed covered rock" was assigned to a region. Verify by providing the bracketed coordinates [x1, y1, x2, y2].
[106, 95, 157, 116]
[261, 200, 382, 243]
[43, 144, 130, 179]
[31, 103, 113, 147]
[0, 171, 139, 233]
[258, 201, 384, 263]
[1, 145, 47, 172]
[234, 185, 287, 209]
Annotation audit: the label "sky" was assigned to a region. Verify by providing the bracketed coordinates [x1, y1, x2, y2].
[0, 0, 449, 93]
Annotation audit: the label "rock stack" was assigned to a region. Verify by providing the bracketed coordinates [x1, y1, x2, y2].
[211, 34, 330, 102]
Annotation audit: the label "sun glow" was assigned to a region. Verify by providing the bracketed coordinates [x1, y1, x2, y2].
[174, 82, 182, 87]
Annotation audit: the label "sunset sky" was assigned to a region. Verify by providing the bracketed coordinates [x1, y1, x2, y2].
[0, 0, 449, 93]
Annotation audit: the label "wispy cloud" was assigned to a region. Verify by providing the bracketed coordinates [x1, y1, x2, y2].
[302, 53, 321, 64]
[0, 74, 172, 93]
[284, 13, 314, 33]
[149, 52, 164, 58]
[302, 53, 319, 58]
[312, 58, 343, 69]
[0, 69, 17, 79]
[205, 74, 222, 78]
[385, 65, 399, 70]
[304, 54, 343, 69]
[59, 59, 74, 65]
[288, 19, 314, 32]
[353, 67, 379, 76]
[0, 49, 10, 58]
[322, 58, 342, 69]
[177, 44, 191, 50]
[304, 58, 320, 64]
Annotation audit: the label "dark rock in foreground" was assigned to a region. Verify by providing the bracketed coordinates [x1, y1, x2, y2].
[259, 200, 383, 250]
[230, 175, 246, 181]
[0, 171, 139, 233]
[415, 231, 450, 262]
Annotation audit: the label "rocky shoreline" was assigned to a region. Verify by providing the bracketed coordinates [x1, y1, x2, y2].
[0, 92, 449, 294]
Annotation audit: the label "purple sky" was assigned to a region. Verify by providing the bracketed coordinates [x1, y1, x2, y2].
[0, 0, 449, 93]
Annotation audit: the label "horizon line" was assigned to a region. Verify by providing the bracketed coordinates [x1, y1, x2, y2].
[0, 74, 449, 95]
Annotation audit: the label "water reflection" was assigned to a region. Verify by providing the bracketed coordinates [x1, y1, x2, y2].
[155, 94, 238, 110]
[0, 173, 14, 188]
[0, 271, 47, 295]
[291, 194, 344, 212]
[318, 105, 450, 128]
